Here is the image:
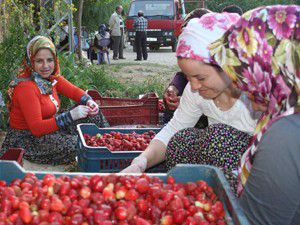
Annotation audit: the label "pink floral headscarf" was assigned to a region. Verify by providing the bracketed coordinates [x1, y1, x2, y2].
[209, 5, 300, 196]
[176, 12, 240, 63]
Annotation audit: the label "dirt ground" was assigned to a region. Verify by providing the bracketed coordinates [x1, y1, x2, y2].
[89, 44, 179, 86]
[1, 45, 179, 172]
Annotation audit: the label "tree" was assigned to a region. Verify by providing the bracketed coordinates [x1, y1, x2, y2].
[76, 0, 84, 60]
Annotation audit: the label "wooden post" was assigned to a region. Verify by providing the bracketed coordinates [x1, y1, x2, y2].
[0, 0, 3, 42]
[76, 0, 83, 60]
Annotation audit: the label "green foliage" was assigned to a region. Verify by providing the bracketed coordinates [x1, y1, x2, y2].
[0, 0, 37, 130]
[206, 0, 298, 13]
[76, 0, 131, 32]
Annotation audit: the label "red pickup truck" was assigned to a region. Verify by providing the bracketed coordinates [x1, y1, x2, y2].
[126, 0, 184, 52]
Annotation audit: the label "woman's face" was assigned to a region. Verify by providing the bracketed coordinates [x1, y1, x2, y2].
[178, 58, 232, 99]
[33, 49, 55, 78]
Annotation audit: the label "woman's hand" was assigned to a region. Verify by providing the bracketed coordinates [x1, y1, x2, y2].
[120, 155, 148, 173]
[163, 85, 180, 111]
[87, 99, 99, 116]
[70, 105, 90, 121]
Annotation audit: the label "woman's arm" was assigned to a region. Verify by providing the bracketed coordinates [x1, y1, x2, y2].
[121, 82, 204, 173]
[55, 76, 86, 103]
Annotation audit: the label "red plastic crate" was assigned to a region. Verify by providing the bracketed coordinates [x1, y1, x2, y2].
[0, 148, 24, 167]
[87, 90, 159, 126]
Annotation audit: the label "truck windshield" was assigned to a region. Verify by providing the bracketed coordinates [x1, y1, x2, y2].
[128, 0, 174, 18]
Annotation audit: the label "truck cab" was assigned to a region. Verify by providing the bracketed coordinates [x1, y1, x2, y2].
[126, 0, 184, 52]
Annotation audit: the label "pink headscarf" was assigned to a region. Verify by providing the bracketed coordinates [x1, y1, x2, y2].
[176, 12, 240, 64]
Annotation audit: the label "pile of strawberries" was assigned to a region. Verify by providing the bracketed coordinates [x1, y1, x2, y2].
[0, 174, 226, 225]
[83, 131, 157, 151]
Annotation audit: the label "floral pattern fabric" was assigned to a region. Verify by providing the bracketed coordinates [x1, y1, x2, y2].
[165, 124, 251, 194]
[209, 5, 300, 196]
[176, 12, 240, 63]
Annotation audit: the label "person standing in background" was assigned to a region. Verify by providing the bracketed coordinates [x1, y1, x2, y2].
[109, 5, 126, 60]
[134, 10, 148, 61]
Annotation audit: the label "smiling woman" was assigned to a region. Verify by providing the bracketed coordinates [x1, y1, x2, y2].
[33, 49, 55, 78]
[1, 36, 109, 165]
[121, 12, 262, 194]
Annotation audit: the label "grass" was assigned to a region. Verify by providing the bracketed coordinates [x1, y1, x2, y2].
[88, 62, 178, 99]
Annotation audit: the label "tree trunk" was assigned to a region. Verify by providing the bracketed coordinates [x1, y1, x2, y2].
[76, 0, 84, 60]
[0, 0, 3, 41]
[0, 0, 6, 41]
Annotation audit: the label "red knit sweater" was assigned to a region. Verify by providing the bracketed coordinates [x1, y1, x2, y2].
[9, 76, 85, 137]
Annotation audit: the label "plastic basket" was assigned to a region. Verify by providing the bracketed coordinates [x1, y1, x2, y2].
[0, 161, 250, 225]
[87, 90, 159, 126]
[77, 123, 166, 173]
[0, 148, 25, 167]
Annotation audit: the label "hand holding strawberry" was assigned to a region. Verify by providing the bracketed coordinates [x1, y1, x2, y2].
[86, 99, 99, 116]
[163, 85, 180, 111]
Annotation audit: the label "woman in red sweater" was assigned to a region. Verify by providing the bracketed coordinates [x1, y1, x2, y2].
[1, 36, 109, 165]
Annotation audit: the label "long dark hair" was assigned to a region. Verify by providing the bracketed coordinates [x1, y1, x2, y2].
[181, 8, 211, 28]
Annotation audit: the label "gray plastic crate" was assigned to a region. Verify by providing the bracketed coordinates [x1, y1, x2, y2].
[0, 161, 249, 225]
[77, 123, 165, 173]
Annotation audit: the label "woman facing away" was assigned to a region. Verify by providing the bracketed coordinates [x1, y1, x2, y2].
[1, 36, 109, 165]
[122, 12, 261, 192]
[210, 5, 300, 224]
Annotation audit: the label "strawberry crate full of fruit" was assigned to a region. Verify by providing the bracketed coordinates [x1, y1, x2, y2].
[76, 124, 163, 173]
[0, 161, 250, 225]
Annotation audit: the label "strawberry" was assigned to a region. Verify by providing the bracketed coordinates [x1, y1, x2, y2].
[137, 199, 148, 212]
[70, 213, 84, 225]
[103, 183, 115, 201]
[115, 206, 128, 221]
[43, 174, 56, 186]
[167, 176, 175, 185]
[125, 189, 139, 201]
[50, 196, 64, 212]
[161, 215, 173, 225]
[19, 206, 32, 223]
[136, 178, 150, 193]
[79, 186, 91, 199]
[173, 208, 187, 224]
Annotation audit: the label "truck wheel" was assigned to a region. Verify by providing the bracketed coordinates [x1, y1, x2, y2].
[149, 44, 156, 51]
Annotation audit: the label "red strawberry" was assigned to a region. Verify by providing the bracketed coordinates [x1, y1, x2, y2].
[116, 186, 127, 199]
[19, 206, 32, 223]
[161, 215, 173, 225]
[168, 197, 183, 211]
[59, 182, 71, 196]
[103, 183, 115, 201]
[43, 174, 56, 186]
[137, 199, 148, 212]
[167, 176, 175, 185]
[70, 213, 84, 225]
[79, 186, 91, 199]
[50, 196, 64, 212]
[125, 189, 139, 201]
[115, 206, 128, 221]
[136, 178, 150, 193]
[173, 208, 187, 224]
[0, 180, 6, 187]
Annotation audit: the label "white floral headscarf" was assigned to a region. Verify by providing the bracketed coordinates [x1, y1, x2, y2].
[176, 12, 240, 63]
